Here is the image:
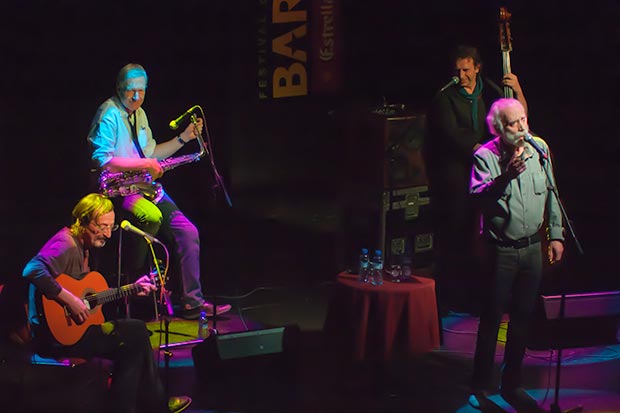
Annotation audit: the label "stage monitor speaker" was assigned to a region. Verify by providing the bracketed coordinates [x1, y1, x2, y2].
[191, 325, 300, 382]
[215, 327, 285, 360]
[528, 291, 620, 350]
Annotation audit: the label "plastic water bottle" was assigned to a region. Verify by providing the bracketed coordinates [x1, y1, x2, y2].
[198, 310, 209, 339]
[370, 249, 384, 286]
[358, 248, 370, 283]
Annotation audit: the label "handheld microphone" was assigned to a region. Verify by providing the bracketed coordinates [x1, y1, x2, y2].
[168, 105, 200, 130]
[524, 133, 548, 160]
[120, 220, 161, 243]
[439, 76, 460, 93]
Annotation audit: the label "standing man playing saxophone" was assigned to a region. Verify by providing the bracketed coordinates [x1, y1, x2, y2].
[87, 63, 230, 320]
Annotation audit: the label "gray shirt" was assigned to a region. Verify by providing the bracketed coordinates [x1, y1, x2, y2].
[22, 227, 89, 326]
[470, 136, 564, 243]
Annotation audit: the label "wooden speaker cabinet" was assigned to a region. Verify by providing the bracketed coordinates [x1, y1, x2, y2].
[344, 110, 427, 191]
[341, 108, 433, 273]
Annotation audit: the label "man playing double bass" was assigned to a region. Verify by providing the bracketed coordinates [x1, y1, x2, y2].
[425, 45, 528, 314]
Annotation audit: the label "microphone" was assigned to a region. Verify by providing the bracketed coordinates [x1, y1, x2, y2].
[168, 105, 200, 130]
[439, 76, 460, 92]
[524, 133, 548, 160]
[120, 220, 161, 243]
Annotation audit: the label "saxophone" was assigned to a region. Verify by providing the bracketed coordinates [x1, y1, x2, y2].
[99, 115, 208, 204]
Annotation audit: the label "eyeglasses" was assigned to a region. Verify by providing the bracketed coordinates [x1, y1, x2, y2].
[91, 223, 119, 233]
[124, 89, 146, 97]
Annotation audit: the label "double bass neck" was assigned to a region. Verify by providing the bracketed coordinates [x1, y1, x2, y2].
[499, 7, 514, 98]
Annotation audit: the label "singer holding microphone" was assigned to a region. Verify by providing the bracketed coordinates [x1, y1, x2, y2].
[468, 98, 563, 413]
[424, 45, 529, 315]
[87, 63, 230, 320]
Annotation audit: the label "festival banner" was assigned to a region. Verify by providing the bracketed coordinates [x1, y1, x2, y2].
[309, 0, 342, 95]
[257, 0, 342, 99]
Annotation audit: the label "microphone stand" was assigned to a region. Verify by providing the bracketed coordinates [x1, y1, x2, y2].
[193, 107, 233, 208]
[538, 151, 584, 413]
[116, 229, 131, 318]
[146, 237, 174, 395]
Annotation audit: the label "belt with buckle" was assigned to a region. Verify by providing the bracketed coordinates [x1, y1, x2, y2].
[490, 232, 542, 249]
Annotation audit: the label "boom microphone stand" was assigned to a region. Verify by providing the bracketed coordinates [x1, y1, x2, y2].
[192, 107, 233, 208]
[120, 220, 174, 392]
[146, 238, 174, 394]
[532, 139, 584, 413]
[116, 228, 131, 318]
[187, 108, 229, 337]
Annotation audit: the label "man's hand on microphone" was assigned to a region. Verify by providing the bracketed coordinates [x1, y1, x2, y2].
[505, 150, 527, 179]
[179, 117, 203, 143]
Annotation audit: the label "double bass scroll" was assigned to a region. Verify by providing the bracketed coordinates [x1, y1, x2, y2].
[499, 7, 514, 98]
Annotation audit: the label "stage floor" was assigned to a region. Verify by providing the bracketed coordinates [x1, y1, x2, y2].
[146, 284, 620, 413]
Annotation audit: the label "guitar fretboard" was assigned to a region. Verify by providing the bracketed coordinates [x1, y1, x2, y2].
[85, 283, 142, 307]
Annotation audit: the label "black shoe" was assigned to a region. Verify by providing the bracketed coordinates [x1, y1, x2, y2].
[500, 387, 545, 413]
[168, 395, 191, 413]
[181, 302, 232, 320]
[469, 391, 492, 410]
[180, 306, 202, 320]
[469, 391, 509, 413]
[202, 301, 232, 316]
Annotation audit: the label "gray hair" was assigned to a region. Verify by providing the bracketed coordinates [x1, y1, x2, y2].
[115, 63, 148, 96]
[486, 98, 523, 136]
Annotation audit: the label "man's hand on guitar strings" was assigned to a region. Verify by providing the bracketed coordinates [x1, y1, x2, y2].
[57, 288, 91, 325]
[135, 274, 158, 296]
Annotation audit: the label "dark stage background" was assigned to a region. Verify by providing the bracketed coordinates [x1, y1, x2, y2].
[1, 1, 618, 301]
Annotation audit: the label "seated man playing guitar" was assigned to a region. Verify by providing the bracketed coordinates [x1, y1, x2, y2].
[22, 193, 191, 413]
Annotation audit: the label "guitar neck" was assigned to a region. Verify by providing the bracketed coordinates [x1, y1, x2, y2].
[85, 282, 143, 307]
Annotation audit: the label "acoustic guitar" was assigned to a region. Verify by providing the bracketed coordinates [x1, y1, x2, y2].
[41, 271, 158, 346]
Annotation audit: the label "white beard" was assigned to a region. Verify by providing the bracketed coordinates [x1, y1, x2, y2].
[502, 130, 526, 148]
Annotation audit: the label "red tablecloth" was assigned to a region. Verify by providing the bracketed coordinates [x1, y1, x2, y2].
[327, 272, 440, 361]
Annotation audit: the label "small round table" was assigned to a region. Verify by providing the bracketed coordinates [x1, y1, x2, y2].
[326, 272, 440, 361]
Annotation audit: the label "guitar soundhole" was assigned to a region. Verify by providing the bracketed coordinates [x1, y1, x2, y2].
[84, 291, 98, 309]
